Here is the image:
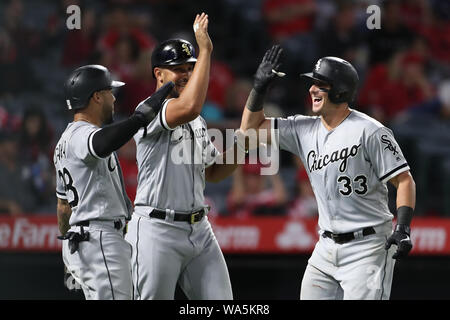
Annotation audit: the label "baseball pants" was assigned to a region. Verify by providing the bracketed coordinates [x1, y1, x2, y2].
[300, 222, 396, 300]
[62, 220, 133, 300]
[125, 213, 233, 300]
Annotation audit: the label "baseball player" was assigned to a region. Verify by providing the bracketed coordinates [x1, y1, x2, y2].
[54, 64, 173, 299]
[239, 46, 416, 300]
[125, 13, 239, 300]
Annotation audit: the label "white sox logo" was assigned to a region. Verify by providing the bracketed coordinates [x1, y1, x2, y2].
[182, 43, 192, 56]
[381, 135, 398, 155]
[314, 59, 322, 72]
[307, 144, 361, 173]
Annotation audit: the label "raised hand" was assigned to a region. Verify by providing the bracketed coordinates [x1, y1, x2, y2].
[253, 45, 284, 94]
[193, 13, 213, 53]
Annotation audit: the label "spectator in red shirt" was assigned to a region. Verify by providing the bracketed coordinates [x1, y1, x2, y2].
[117, 50, 156, 116]
[262, 0, 317, 73]
[358, 47, 433, 124]
[227, 161, 288, 218]
[99, 6, 155, 54]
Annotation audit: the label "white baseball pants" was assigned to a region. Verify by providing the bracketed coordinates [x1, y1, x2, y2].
[300, 222, 396, 300]
[125, 214, 233, 300]
[62, 220, 133, 300]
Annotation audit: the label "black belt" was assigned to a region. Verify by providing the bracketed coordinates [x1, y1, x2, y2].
[323, 227, 376, 244]
[150, 208, 205, 224]
[76, 219, 124, 230]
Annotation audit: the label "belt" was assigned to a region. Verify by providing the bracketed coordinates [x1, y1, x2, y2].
[76, 219, 124, 231]
[149, 208, 205, 224]
[323, 227, 376, 244]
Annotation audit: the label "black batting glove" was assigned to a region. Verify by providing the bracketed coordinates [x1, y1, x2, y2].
[135, 81, 175, 126]
[253, 45, 284, 94]
[385, 224, 413, 259]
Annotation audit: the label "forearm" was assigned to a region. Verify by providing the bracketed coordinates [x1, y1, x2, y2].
[57, 199, 72, 236]
[179, 50, 211, 116]
[92, 114, 144, 158]
[240, 89, 267, 132]
[396, 175, 416, 210]
[394, 173, 416, 229]
[205, 147, 240, 183]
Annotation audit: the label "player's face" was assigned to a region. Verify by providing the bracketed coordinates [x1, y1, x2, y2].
[309, 81, 331, 114]
[100, 89, 116, 125]
[158, 63, 194, 98]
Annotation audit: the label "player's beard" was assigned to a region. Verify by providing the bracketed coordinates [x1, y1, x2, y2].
[170, 79, 188, 98]
[169, 87, 180, 99]
[103, 102, 114, 125]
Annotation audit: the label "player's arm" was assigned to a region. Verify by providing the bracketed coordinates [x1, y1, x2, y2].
[389, 170, 416, 211]
[164, 13, 213, 128]
[205, 146, 240, 183]
[57, 198, 72, 236]
[91, 82, 174, 158]
[385, 170, 416, 259]
[240, 45, 284, 146]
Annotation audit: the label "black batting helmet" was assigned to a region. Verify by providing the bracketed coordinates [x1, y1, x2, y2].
[300, 57, 359, 104]
[151, 39, 197, 78]
[65, 65, 125, 110]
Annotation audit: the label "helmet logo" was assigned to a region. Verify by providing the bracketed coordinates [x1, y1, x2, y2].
[314, 59, 322, 72]
[181, 43, 191, 56]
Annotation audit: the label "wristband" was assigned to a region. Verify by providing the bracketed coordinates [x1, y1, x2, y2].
[396, 206, 413, 226]
[245, 89, 266, 112]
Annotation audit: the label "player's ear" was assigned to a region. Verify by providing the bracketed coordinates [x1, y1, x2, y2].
[91, 91, 103, 104]
[154, 68, 164, 84]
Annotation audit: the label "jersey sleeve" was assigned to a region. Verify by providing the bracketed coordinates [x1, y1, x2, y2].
[135, 98, 176, 141]
[55, 171, 67, 200]
[365, 127, 410, 183]
[269, 115, 304, 156]
[71, 124, 102, 162]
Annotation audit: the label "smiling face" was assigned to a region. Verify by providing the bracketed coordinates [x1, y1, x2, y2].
[309, 80, 332, 114]
[154, 63, 195, 98]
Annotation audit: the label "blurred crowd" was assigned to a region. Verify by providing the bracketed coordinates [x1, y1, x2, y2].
[0, 0, 449, 217]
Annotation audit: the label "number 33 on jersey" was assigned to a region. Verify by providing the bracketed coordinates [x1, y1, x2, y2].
[272, 110, 410, 232]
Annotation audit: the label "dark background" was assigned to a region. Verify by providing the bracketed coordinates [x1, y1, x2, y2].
[1, 252, 449, 300]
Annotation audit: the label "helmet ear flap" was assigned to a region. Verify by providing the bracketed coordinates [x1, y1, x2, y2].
[301, 56, 359, 104]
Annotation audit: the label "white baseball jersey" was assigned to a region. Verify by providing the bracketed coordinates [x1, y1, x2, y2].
[272, 109, 410, 233]
[54, 121, 132, 225]
[133, 98, 219, 213]
[126, 98, 232, 300]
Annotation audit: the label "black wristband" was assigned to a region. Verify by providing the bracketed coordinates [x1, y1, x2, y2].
[396, 206, 414, 226]
[245, 89, 266, 112]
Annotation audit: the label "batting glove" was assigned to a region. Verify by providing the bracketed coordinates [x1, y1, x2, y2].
[253, 45, 284, 94]
[135, 81, 175, 126]
[385, 224, 413, 259]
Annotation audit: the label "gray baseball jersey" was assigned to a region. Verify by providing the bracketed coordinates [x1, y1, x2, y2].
[271, 109, 410, 233]
[126, 97, 232, 300]
[54, 121, 132, 225]
[133, 98, 219, 213]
